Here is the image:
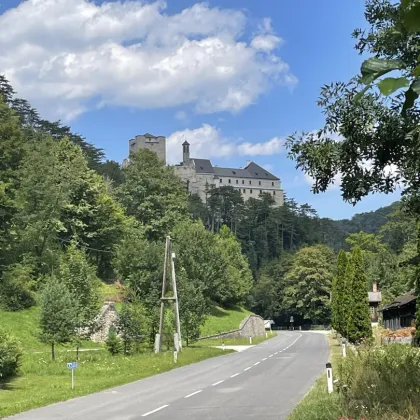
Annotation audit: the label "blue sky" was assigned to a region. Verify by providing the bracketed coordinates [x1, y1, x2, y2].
[0, 0, 401, 219]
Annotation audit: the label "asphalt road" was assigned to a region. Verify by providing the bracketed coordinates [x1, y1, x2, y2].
[8, 332, 329, 420]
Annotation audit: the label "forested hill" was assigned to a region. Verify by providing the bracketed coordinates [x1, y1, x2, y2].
[327, 201, 400, 246]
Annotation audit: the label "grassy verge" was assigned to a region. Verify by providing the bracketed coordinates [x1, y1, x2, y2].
[289, 334, 420, 420]
[288, 334, 343, 420]
[200, 305, 252, 337]
[0, 347, 232, 418]
[194, 331, 276, 347]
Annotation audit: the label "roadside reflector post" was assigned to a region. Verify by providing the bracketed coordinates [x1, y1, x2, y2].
[222, 341, 225, 351]
[326, 362, 333, 394]
[342, 342, 347, 358]
[249, 336, 252, 345]
[173, 350, 178, 363]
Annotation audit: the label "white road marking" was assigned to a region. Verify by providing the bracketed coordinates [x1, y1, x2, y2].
[184, 390, 202, 399]
[212, 380, 224, 386]
[230, 373, 240, 378]
[244, 367, 252, 371]
[142, 405, 169, 417]
[268, 355, 273, 358]
[262, 358, 267, 361]
[254, 362, 260, 366]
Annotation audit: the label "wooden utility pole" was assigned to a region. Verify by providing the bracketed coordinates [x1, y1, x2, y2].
[155, 236, 182, 353]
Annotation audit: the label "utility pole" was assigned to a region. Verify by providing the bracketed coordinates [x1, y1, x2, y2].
[155, 236, 182, 353]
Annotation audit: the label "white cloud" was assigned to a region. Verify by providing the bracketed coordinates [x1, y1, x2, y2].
[0, 0, 297, 120]
[262, 163, 274, 171]
[167, 124, 284, 164]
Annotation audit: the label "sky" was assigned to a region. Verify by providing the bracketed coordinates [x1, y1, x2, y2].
[0, 0, 402, 220]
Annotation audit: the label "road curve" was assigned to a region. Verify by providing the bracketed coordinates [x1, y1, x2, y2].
[8, 332, 329, 420]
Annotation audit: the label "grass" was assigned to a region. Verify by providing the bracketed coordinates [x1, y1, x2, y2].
[1, 307, 102, 353]
[194, 331, 276, 347]
[98, 282, 125, 302]
[200, 305, 252, 337]
[0, 347, 231, 418]
[289, 334, 420, 420]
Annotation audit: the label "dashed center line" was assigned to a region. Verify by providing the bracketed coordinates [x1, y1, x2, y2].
[254, 362, 260, 366]
[184, 390, 202, 399]
[268, 354, 273, 358]
[142, 405, 169, 417]
[230, 373, 240, 378]
[262, 358, 267, 361]
[212, 380, 224, 386]
[244, 366, 252, 371]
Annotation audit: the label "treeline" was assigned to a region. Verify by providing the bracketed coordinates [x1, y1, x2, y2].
[0, 77, 253, 361]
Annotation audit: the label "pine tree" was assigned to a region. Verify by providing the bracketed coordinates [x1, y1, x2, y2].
[332, 250, 348, 335]
[39, 277, 77, 360]
[347, 247, 372, 344]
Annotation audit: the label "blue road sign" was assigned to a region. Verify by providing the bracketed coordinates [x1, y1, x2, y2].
[67, 362, 78, 369]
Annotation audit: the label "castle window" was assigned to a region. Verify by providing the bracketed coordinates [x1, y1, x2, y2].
[242, 180, 244, 185]
[255, 172, 258, 176]
[259, 181, 261, 186]
[228, 179, 231, 184]
[232, 171, 236, 175]
[272, 181, 274, 186]
[249, 180, 252, 185]
[236, 180, 239, 184]
[273, 191, 276, 195]
[243, 189, 246, 193]
[220, 179, 222, 183]
[250, 189, 253, 194]
[131, 142, 136, 148]
[200, 166, 204, 170]
[265, 173, 268, 176]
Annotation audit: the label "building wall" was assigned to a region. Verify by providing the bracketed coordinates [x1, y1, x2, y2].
[217, 176, 284, 207]
[129, 135, 166, 163]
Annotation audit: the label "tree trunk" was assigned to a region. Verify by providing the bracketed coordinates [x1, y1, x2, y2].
[51, 342, 55, 360]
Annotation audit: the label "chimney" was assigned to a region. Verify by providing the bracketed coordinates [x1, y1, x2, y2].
[372, 282, 378, 293]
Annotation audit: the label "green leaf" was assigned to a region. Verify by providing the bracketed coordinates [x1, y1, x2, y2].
[414, 64, 420, 78]
[377, 77, 410, 96]
[401, 0, 420, 33]
[361, 58, 405, 79]
[412, 77, 420, 94]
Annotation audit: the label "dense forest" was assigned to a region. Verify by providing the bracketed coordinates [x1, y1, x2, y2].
[0, 73, 416, 346]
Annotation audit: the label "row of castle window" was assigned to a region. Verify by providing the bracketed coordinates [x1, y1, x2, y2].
[220, 179, 275, 186]
[241, 189, 276, 195]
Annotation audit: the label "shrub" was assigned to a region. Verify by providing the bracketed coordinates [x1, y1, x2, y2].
[0, 329, 22, 380]
[106, 328, 122, 356]
[337, 344, 420, 419]
[0, 264, 36, 311]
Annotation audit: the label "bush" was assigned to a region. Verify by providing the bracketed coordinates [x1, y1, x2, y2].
[106, 328, 122, 356]
[0, 329, 22, 380]
[0, 264, 36, 311]
[337, 344, 420, 419]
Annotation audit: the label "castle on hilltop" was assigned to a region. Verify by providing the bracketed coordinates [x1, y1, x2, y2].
[125, 133, 284, 207]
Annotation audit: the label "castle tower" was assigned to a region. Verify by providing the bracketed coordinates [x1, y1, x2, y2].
[182, 140, 190, 165]
[129, 133, 166, 164]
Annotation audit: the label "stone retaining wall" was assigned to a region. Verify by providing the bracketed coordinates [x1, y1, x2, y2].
[90, 302, 118, 343]
[198, 314, 265, 341]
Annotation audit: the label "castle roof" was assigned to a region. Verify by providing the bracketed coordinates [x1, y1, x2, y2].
[190, 159, 279, 180]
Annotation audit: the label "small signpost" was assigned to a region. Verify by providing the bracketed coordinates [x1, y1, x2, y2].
[290, 316, 294, 331]
[67, 362, 78, 389]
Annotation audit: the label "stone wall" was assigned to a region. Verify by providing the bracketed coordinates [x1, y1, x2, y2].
[90, 302, 119, 343]
[198, 314, 265, 341]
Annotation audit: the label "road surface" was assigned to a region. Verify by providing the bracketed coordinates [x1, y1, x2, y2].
[8, 332, 329, 420]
